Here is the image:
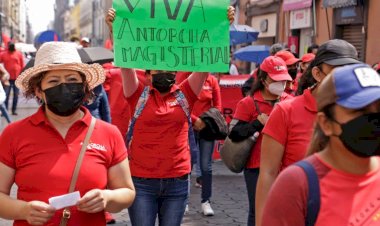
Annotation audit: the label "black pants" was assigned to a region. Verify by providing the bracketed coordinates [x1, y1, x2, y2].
[244, 168, 260, 226]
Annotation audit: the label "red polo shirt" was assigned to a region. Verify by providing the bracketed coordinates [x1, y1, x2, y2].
[263, 155, 380, 226]
[127, 80, 198, 178]
[0, 50, 24, 80]
[233, 91, 292, 168]
[0, 107, 127, 226]
[191, 75, 222, 122]
[262, 89, 317, 170]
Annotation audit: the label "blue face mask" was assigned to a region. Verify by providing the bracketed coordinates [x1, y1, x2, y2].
[332, 113, 380, 157]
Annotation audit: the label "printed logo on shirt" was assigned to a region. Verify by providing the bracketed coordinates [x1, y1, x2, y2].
[349, 197, 380, 225]
[87, 142, 107, 152]
[203, 85, 212, 90]
[167, 100, 179, 107]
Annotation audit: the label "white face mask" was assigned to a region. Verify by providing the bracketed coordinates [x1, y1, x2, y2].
[268, 81, 286, 96]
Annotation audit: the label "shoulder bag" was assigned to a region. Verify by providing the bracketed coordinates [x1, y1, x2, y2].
[220, 100, 261, 173]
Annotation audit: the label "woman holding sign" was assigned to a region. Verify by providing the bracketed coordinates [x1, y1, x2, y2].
[106, 6, 234, 226]
[0, 42, 135, 225]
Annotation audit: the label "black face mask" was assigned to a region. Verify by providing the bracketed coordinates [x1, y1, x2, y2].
[8, 44, 15, 52]
[43, 83, 85, 116]
[152, 73, 176, 93]
[332, 113, 380, 157]
[288, 68, 298, 80]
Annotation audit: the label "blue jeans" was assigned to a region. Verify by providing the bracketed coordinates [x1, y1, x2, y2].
[195, 132, 215, 203]
[4, 80, 19, 114]
[128, 176, 189, 226]
[244, 168, 260, 226]
[0, 103, 11, 123]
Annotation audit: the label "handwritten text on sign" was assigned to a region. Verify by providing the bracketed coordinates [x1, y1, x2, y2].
[113, 0, 230, 72]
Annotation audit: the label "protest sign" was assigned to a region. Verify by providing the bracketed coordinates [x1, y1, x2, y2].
[112, 0, 230, 72]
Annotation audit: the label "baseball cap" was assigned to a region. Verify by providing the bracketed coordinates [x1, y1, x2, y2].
[313, 39, 360, 66]
[81, 37, 90, 43]
[301, 53, 315, 63]
[317, 64, 380, 111]
[270, 43, 284, 55]
[260, 56, 292, 81]
[275, 50, 300, 66]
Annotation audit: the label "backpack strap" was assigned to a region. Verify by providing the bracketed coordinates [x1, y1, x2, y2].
[295, 160, 320, 226]
[125, 86, 150, 148]
[126, 86, 199, 156]
[173, 90, 199, 155]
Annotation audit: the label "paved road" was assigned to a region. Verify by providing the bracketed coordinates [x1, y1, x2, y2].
[0, 100, 249, 226]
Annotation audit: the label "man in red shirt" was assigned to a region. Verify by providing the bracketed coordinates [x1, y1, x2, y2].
[0, 42, 24, 115]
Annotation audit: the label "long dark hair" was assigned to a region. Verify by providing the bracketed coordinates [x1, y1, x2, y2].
[250, 67, 267, 95]
[306, 104, 335, 156]
[296, 61, 317, 95]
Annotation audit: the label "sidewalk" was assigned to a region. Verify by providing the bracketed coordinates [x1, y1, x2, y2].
[0, 103, 249, 226]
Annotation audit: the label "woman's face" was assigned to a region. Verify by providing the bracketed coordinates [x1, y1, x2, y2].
[319, 100, 380, 138]
[36, 69, 83, 99]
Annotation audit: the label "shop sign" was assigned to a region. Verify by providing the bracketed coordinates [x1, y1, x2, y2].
[290, 8, 312, 29]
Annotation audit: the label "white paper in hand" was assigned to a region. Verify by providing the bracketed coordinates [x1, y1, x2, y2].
[48, 191, 81, 209]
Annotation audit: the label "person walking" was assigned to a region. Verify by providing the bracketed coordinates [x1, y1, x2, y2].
[106, 6, 235, 226]
[0, 42, 24, 115]
[0, 42, 135, 225]
[191, 73, 222, 216]
[255, 39, 361, 226]
[262, 63, 380, 226]
[228, 56, 293, 226]
[0, 65, 11, 124]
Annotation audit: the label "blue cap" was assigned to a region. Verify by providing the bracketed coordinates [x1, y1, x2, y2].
[317, 63, 380, 111]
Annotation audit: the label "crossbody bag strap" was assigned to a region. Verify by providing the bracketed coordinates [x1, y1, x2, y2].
[125, 86, 150, 148]
[59, 116, 96, 226]
[253, 99, 262, 115]
[173, 90, 199, 155]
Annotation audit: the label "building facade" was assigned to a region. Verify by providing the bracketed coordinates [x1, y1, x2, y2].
[241, 0, 379, 66]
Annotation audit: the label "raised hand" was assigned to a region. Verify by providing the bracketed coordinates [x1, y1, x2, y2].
[22, 201, 56, 225]
[105, 8, 116, 33]
[228, 6, 235, 25]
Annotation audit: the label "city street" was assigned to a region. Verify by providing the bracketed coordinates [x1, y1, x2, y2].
[0, 101, 249, 226]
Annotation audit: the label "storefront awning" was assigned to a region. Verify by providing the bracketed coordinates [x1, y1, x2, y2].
[323, 0, 357, 8]
[249, 0, 279, 7]
[283, 0, 312, 11]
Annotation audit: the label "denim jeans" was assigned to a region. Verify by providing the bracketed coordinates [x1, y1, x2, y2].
[128, 176, 189, 226]
[244, 168, 260, 226]
[4, 80, 19, 114]
[0, 103, 11, 123]
[195, 132, 215, 203]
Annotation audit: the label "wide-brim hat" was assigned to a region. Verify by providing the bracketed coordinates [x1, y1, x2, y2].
[16, 41, 105, 91]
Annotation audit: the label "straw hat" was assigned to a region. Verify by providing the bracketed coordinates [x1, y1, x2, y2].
[16, 41, 105, 91]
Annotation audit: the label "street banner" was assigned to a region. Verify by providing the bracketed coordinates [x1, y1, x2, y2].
[112, 0, 230, 72]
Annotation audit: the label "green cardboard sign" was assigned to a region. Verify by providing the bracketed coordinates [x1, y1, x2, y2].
[112, 0, 230, 72]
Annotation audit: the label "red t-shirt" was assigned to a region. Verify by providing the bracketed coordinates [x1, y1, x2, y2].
[262, 154, 380, 226]
[233, 91, 292, 168]
[191, 75, 222, 122]
[262, 89, 317, 170]
[0, 51, 24, 80]
[127, 80, 198, 178]
[0, 107, 127, 226]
